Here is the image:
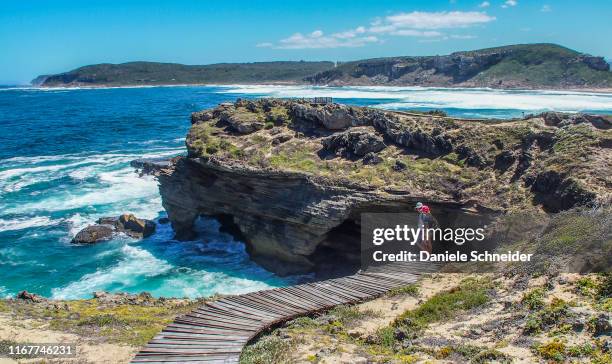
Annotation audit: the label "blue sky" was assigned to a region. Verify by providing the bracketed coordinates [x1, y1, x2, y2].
[1, 0, 610, 84]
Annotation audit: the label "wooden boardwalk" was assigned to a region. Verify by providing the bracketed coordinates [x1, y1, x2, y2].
[132, 262, 438, 364]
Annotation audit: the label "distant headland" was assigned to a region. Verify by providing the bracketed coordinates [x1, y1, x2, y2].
[33, 43, 612, 90]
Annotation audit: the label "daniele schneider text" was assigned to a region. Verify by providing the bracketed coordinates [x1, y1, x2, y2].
[370, 226, 533, 263]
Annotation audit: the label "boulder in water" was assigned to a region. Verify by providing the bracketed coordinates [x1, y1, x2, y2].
[71, 213, 156, 244]
[117, 213, 156, 238]
[71, 224, 114, 244]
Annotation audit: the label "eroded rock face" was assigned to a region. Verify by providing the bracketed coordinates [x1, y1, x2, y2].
[291, 103, 364, 130]
[157, 157, 476, 275]
[321, 129, 386, 157]
[542, 112, 612, 130]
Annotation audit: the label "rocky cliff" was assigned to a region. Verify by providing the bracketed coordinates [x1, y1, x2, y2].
[149, 99, 611, 275]
[305, 44, 612, 89]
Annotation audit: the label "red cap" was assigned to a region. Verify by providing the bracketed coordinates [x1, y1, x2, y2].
[420, 205, 430, 213]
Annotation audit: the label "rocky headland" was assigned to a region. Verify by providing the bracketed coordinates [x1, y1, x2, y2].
[34, 44, 612, 90]
[305, 44, 612, 89]
[140, 98, 611, 275]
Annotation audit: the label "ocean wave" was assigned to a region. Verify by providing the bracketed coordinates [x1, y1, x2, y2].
[0, 216, 55, 232]
[218, 85, 612, 112]
[48, 242, 283, 299]
[50, 245, 174, 299]
[158, 269, 279, 298]
[5, 168, 160, 213]
[0, 148, 184, 195]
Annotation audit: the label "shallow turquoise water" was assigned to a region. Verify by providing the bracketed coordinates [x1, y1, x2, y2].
[1, 85, 610, 299]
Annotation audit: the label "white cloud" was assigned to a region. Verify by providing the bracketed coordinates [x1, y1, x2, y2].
[479, 1, 490, 8]
[310, 30, 323, 38]
[450, 34, 477, 39]
[541, 4, 552, 12]
[257, 10, 494, 49]
[380, 11, 495, 30]
[263, 31, 379, 49]
[501, 0, 518, 8]
[333, 26, 366, 39]
[390, 30, 443, 37]
[420, 34, 477, 42]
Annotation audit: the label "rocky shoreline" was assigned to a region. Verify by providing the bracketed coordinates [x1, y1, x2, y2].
[138, 98, 611, 276]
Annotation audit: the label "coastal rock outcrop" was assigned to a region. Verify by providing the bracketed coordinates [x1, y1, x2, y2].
[71, 214, 156, 244]
[144, 99, 609, 275]
[16, 290, 46, 303]
[321, 129, 386, 157]
[72, 224, 115, 244]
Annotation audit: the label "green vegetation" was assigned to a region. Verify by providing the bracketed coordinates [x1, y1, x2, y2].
[387, 284, 420, 297]
[533, 339, 608, 362]
[577, 274, 612, 313]
[475, 43, 612, 87]
[521, 288, 546, 310]
[240, 334, 294, 364]
[1, 298, 202, 346]
[471, 349, 512, 364]
[38, 61, 334, 86]
[534, 339, 567, 361]
[577, 276, 600, 297]
[269, 148, 321, 174]
[356, 278, 506, 363]
[188, 123, 244, 158]
[391, 278, 492, 336]
[326, 305, 380, 326]
[524, 298, 572, 335]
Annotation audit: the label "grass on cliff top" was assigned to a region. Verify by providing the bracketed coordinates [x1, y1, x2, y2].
[187, 102, 606, 209]
[1, 298, 203, 346]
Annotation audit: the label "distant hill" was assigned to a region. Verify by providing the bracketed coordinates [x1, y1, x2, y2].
[34, 61, 334, 87]
[305, 44, 612, 89]
[34, 44, 612, 89]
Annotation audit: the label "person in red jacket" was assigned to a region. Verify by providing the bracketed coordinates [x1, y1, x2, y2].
[415, 202, 437, 253]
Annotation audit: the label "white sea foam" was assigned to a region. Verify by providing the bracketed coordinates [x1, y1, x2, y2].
[0, 216, 55, 232]
[51, 245, 173, 299]
[218, 85, 612, 112]
[0, 147, 183, 195]
[158, 269, 278, 298]
[6, 168, 160, 214]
